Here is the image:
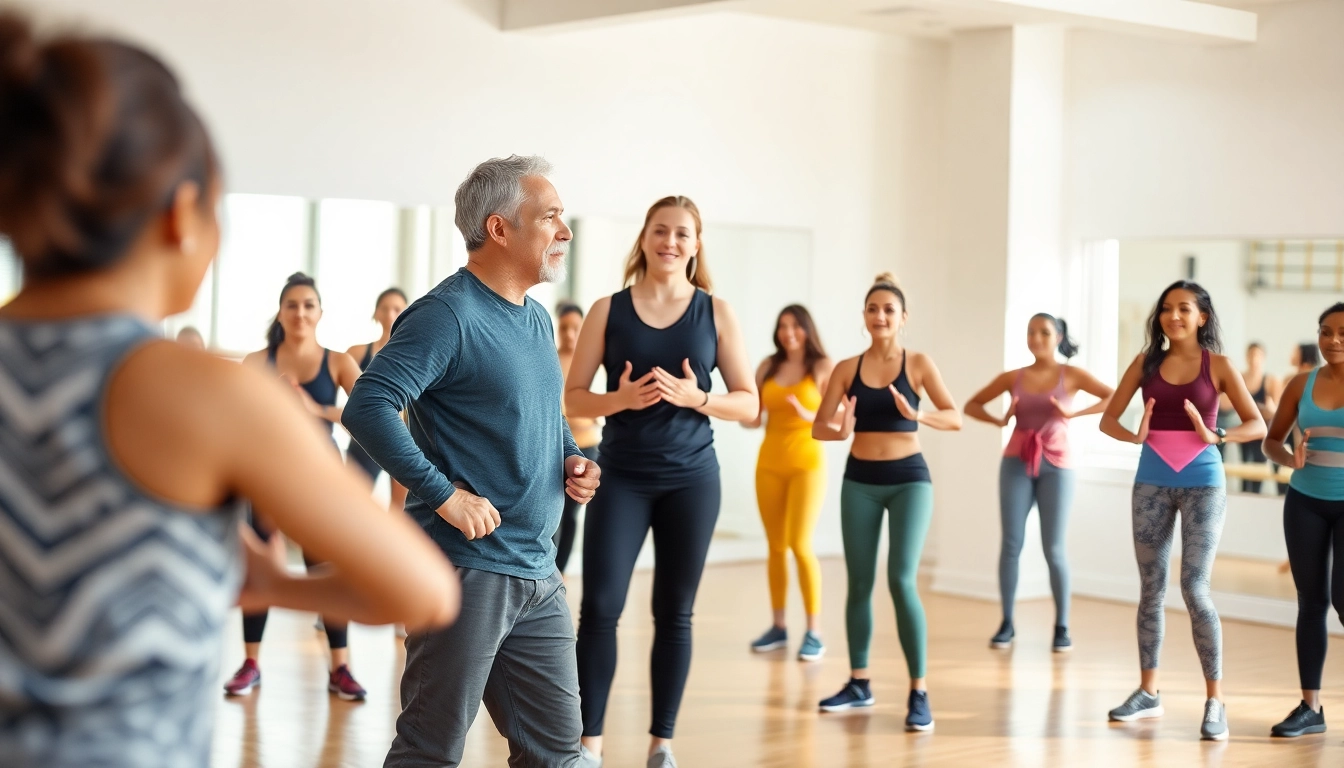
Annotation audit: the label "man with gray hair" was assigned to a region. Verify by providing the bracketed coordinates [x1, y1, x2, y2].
[344, 155, 602, 767]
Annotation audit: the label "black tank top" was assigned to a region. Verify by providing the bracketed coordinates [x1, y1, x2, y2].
[848, 350, 920, 433]
[269, 347, 338, 438]
[601, 288, 719, 482]
[359, 344, 373, 371]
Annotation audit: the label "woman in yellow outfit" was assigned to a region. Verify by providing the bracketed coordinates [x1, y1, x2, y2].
[744, 305, 834, 661]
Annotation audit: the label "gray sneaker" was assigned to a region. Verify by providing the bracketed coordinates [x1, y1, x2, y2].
[1108, 688, 1164, 721]
[646, 745, 676, 768]
[1201, 698, 1228, 741]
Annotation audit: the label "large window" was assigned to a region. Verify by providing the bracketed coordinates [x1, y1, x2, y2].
[314, 199, 398, 351]
[212, 194, 310, 353]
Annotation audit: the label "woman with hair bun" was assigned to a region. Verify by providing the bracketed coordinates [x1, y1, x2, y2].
[0, 13, 456, 766]
[812, 273, 961, 732]
[965, 314, 1114, 653]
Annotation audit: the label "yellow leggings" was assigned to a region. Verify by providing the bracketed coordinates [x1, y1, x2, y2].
[756, 466, 826, 615]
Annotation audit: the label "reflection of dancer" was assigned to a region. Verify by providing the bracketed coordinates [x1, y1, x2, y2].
[1220, 343, 1278, 492]
[225, 273, 370, 701]
[345, 288, 409, 513]
[1263, 302, 1344, 738]
[566, 196, 758, 768]
[1099, 281, 1265, 741]
[965, 314, 1113, 652]
[0, 15, 456, 766]
[813, 274, 962, 733]
[345, 156, 602, 767]
[743, 305, 833, 661]
[555, 302, 599, 574]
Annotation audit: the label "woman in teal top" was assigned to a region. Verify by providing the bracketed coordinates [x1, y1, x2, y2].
[1263, 301, 1344, 739]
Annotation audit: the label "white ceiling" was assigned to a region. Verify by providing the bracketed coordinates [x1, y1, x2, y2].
[505, 0, 1262, 43]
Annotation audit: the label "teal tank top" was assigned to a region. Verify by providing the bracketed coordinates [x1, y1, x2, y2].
[1290, 368, 1344, 501]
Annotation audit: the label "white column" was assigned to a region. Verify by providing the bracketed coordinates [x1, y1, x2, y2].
[929, 26, 1067, 610]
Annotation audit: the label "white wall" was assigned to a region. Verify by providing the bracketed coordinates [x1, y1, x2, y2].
[27, 1, 951, 569]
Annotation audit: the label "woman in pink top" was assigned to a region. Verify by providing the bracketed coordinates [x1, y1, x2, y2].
[966, 314, 1113, 652]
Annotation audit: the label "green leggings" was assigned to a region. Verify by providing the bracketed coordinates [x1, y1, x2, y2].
[840, 479, 934, 677]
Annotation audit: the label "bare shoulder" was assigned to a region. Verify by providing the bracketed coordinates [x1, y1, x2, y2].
[711, 295, 740, 322]
[813, 356, 836, 378]
[345, 342, 368, 359]
[908, 350, 939, 371]
[241, 349, 269, 368]
[113, 341, 279, 421]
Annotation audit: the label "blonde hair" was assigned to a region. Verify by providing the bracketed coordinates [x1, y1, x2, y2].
[622, 196, 712, 292]
[866, 272, 906, 308]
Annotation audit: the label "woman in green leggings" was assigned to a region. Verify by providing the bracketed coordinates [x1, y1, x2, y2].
[812, 272, 961, 731]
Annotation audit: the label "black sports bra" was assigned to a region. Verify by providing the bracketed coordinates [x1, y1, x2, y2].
[847, 351, 920, 433]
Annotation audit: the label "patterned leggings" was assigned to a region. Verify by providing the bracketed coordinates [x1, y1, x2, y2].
[1131, 483, 1226, 680]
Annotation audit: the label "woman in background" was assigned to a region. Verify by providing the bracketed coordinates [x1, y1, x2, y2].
[555, 301, 600, 574]
[965, 314, 1112, 653]
[743, 304, 833, 662]
[345, 287, 410, 513]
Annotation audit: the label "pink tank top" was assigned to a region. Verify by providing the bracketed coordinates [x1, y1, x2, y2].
[1003, 367, 1072, 477]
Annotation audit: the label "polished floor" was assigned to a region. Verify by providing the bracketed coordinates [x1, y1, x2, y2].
[211, 558, 1344, 767]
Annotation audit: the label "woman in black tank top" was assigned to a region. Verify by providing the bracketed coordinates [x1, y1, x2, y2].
[564, 197, 757, 765]
[810, 273, 961, 731]
[344, 287, 409, 513]
[231, 274, 369, 701]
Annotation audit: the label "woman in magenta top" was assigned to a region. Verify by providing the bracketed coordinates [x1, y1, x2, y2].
[1099, 280, 1264, 740]
[966, 314, 1112, 652]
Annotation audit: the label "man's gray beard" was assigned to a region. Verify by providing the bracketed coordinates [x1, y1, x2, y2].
[540, 256, 568, 284]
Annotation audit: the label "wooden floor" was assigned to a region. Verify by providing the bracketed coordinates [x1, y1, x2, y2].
[210, 558, 1344, 767]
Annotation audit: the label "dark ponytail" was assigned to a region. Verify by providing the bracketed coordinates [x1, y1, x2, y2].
[1033, 313, 1079, 359]
[0, 12, 218, 277]
[267, 272, 320, 355]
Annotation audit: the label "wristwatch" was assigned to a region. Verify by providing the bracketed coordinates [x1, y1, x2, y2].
[1214, 427, 1227, 445]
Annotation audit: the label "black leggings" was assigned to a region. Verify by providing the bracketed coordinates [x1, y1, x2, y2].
[554, 446, 599, 573]
[1239, 440, 1266, 494]
[242, 511, 348, 650]
[576, 469, 720, 739]
[1284, 487, 1344, 690]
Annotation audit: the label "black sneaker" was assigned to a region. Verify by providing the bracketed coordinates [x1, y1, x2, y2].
[905, 689, 934, 731]
[1271, 701, 1326, 737]
[819, 679, 874, 712]
[990, 620, 1014, 649]
[1052, 625, 1072, 653]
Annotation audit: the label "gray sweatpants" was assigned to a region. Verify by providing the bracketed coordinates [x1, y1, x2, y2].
[385, 567, 597, 768]
[1131, 483, 1226, 680]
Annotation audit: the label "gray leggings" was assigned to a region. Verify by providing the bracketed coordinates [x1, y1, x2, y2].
[1131, 483, 1226, 680]
[999, 457, 1074, 626]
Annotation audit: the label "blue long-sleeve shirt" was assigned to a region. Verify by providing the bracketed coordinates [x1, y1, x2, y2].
[342, 268, 579, 579]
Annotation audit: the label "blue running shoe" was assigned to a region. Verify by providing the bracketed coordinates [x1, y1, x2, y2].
[819, 679, 874, 712]
[906, 689, 934, 731]
[751, 626, 788, 653]
[797, 631, 826, 662]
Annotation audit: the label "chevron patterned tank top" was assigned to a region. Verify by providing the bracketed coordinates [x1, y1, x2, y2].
[0, 315, 243, 768]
